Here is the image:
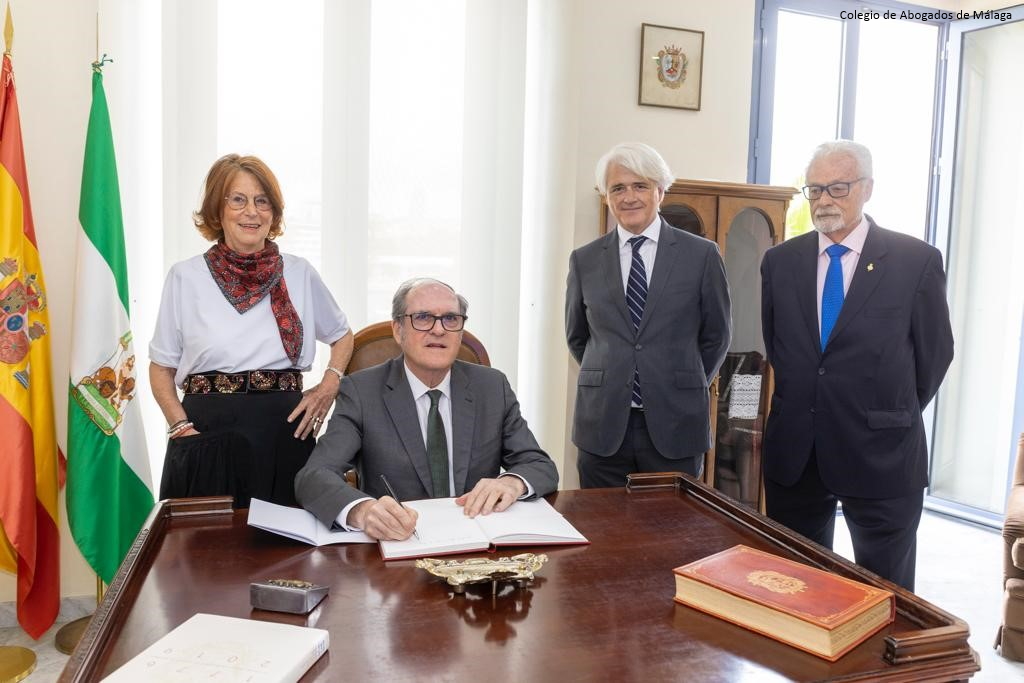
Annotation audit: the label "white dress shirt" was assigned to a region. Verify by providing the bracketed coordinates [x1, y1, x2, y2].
[617, 216, 661, 294]
[816, 217, 869, 335]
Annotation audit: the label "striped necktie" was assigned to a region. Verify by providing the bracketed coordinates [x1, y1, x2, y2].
[627, 236, 648, 405]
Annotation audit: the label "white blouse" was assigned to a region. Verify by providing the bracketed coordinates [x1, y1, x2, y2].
[149, 253, 350, 388]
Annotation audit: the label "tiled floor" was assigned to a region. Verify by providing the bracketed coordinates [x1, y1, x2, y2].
[3, 510, 1023, 681]
[833, 510, 1024, 681]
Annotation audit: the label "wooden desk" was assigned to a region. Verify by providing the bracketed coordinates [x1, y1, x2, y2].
[61, 478, 979, 681]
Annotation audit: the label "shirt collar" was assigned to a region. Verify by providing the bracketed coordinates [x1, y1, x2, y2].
[617, 215, 662, 249]
[404, 361, 452, 401]
[818, 216, 869, 256]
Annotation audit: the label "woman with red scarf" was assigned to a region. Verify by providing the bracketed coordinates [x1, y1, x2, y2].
[149, 154, 353, 508]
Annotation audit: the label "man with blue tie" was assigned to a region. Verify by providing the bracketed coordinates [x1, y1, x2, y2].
[565, 142, 731, 488]
[760, 140, 954, 590]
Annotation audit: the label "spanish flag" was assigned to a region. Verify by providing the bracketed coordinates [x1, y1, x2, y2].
[0, 10, 62, 639]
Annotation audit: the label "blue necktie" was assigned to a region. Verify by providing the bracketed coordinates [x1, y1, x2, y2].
[820, 243, 850, 351]
[627, 236, 648, 405]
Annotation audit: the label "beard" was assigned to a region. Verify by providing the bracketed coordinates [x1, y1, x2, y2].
[812, 210, 846, 234]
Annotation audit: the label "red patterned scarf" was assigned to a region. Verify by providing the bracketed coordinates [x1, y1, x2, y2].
[204, 241, 303, 365]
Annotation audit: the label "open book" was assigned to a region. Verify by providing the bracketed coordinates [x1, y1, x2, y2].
[380, 497, 588, 561]
[102, 613, 329, 682]
[248, 498, 374, 545]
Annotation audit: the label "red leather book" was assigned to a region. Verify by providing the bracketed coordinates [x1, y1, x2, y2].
[673, 544, 895, 661]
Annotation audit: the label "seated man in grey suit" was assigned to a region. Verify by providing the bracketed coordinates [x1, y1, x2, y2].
[295, 277, 559, 541]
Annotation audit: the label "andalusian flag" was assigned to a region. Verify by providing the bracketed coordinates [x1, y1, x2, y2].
[67, 62, 154, 585]
[0, 11, 62, 639]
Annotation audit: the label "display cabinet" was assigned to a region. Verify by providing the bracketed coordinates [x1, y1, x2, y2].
[600, 179, 797, 511]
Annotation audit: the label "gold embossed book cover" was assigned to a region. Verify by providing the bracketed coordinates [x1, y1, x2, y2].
[672, 544, 895, 661]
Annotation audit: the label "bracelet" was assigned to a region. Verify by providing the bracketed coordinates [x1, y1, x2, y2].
[168, 421, 194, 439]
[167, 419, 190, 435]
[325, 366, 344, 381]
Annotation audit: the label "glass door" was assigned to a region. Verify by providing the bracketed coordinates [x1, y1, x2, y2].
[928, 9, 1024, 524]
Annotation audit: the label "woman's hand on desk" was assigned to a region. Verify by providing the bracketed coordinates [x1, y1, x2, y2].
[456, 477, 526, 518]
[349, 497, 419, 541]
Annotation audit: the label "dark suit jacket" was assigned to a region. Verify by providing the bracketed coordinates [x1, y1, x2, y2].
[294, 357, 559, 528]
[760, 218, 954, 498]
[565, 219, 732, 459]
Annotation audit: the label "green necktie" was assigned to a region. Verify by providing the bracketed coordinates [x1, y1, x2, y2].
[426, 389, 449, 497]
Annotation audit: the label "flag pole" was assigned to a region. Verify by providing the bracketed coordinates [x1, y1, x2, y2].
[54, 18, 110, 655]
[0, 3, 38, 677]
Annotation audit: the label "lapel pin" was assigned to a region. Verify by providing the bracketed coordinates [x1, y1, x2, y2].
[866, 263, 874, 271]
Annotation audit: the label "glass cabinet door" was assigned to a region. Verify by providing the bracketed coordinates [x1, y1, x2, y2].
[713, 209, 774, 509]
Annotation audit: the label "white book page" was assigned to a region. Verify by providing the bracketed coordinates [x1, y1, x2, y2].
[379, 497, 489, 559]
[248, 498, 373, 545]
[474, 498, 587, 544]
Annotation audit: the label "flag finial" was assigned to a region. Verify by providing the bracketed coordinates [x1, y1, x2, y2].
[3, 4, 13, 57]
[92, 53, 113, 74]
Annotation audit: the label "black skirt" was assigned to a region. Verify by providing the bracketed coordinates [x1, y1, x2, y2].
[159, 391, 314, 508]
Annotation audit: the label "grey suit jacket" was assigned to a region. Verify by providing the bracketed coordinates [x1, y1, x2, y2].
[295, 357, 559, 528]
[565, 219, 732, 459]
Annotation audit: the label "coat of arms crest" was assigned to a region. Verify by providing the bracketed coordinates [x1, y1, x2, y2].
[71, 332, 139, 436]
[656, 44, 688, 89]
[0, 257, 48, 385]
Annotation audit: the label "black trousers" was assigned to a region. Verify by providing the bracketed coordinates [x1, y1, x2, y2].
[765, 452, 924, 591]
[577, 408, 702, 488]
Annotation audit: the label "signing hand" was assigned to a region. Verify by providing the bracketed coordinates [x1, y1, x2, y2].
[349, 497, 419, 541]
[455, 476, 526, 518]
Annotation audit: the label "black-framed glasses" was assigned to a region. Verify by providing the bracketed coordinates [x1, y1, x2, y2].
[801, 177, 867, 200]
[225, 192, 273, 212]
[401, 312, 467, 332]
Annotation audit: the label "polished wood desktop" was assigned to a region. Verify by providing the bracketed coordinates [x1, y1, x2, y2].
[61, 477, 979, 682]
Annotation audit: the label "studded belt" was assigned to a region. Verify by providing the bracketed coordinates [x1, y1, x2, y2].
[183, 369, 303, 395]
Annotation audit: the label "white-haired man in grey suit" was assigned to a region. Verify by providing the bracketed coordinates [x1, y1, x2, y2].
[566, 142, 732, 487]
[296, 278, 558, 540]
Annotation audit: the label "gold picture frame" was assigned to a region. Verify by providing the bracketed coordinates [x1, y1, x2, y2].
[638, 23, 704, 111]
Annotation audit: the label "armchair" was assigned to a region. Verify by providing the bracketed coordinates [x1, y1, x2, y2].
[997, 433, 1024, 660]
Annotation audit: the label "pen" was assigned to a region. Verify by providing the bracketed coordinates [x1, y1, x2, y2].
[379, 474, 420, 540]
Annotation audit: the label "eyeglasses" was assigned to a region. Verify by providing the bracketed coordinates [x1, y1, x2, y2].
[225, 192, 273, 212]
[801, 178, 868, 200]
[401, 312, 467, 332]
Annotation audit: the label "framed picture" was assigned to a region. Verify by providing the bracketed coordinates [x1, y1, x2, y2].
[638, 23, 704, 111]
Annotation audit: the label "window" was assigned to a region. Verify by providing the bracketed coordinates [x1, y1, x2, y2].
[752, 0, 942, 240]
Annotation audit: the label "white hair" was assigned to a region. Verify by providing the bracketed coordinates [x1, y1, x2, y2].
[807, 140, 873, 178]
[595, 142, 674, 195]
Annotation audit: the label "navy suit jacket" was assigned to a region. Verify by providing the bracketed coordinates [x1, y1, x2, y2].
[295, 357, 558, 528]
[565, 219, 732, 459]
[760, 218, 954, 498]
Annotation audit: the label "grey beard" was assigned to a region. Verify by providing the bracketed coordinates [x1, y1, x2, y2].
[812, 215, 845, 234]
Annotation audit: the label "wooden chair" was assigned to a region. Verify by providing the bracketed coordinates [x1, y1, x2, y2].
[344, 320, 490, 374]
